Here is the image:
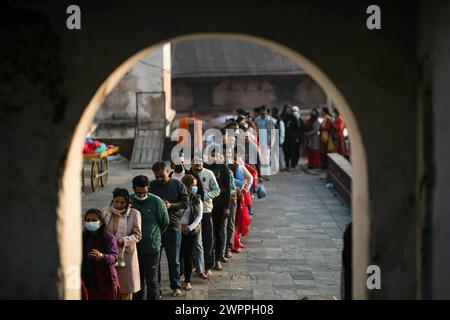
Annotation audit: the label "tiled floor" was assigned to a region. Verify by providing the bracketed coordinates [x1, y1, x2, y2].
[82, 158, 351, 300]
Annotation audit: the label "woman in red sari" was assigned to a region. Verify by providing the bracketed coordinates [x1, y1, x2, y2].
[333, 109, 346, 156]
[305, 109, 321, 169]
[231, 162, 256, 253]
[233, 187, 250, 251]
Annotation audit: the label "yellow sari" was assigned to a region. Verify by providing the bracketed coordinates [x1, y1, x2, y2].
[320, 115, 335, 152]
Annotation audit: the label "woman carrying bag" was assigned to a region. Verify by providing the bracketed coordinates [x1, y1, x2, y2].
[179, 174, 203, 290]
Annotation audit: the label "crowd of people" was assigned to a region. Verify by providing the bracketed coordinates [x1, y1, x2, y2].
[232, 104, 348, 171]
[81, 111, 265, 300]
[80, 104, 347, 300]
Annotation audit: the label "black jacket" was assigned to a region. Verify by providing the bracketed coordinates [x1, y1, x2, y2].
[281, 113, 300, 141]
[203, 163, 231, 210]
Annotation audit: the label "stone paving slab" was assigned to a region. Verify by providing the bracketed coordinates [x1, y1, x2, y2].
[82, 159, 350, 300]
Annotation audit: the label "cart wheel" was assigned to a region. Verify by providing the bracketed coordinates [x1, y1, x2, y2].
[100, 157, 109, 187]
[90, 160, 100, 192]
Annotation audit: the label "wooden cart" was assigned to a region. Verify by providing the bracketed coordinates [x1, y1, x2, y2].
[82, 146, 119, 192]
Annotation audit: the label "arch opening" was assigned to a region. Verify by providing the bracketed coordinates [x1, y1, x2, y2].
[59, 33, 369, 299]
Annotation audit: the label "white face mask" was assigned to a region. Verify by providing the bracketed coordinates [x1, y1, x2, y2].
[111, 205, 127, 215]
[135, 194, 148, 201]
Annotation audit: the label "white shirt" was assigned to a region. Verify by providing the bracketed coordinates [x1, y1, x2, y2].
[241, 163, 254, 193]
[196, 167, 220, 213]
[277, 118, 285, 145]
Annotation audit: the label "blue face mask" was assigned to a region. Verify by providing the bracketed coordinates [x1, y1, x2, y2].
[191, 186, 198, 194]
[84, 221, 101, 232]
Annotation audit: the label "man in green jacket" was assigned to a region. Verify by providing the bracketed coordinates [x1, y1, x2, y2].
[131, 175, 169, 300]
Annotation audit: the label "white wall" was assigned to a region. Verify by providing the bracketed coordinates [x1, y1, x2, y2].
[93, 44, 173, 139]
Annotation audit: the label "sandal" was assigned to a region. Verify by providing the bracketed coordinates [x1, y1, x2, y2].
[214, 262, 224, 271]
[199, 272, 210, 280]
[173, 289, 182, 297]
[225, 251, 233, 259]
[184, 283, 193, 291]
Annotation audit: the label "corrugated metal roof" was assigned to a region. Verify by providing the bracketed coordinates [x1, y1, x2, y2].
[171, 38, 304, 78]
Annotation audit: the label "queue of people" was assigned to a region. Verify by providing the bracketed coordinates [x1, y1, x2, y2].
[80, 104, 347, 300]
[233, 104, 348, 171]
[80, 112, 267, 300]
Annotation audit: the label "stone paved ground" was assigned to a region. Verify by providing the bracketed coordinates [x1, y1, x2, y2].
[82, 157, 351, 300]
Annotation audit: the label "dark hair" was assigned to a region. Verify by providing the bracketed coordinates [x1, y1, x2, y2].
[311, 108, 319, 118]
[334, 108, 340, 116]
[282, 104, 291, 114]
[236, 108, 247, 116]
[225, 121, 239, 129]
[113, 188, 130, 206]
[83, 208, 108, 247]
[152, 161, 167, 172]
[132, 175, 149, 189]
[239, 123, 248, 131]
[322, 107, 331, 116]
[181, 174, 197, 188]
[84, 208, 104, 221]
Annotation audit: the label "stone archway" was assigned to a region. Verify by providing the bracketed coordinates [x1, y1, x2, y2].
[60, 33, 369, 299]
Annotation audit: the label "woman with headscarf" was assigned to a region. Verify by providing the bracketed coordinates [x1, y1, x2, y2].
[81, 208, 120, 300]
[102, 188, 142, 300]
[305, 109, 321, 169]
